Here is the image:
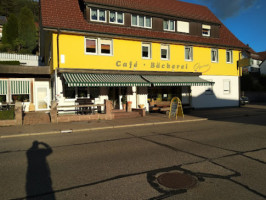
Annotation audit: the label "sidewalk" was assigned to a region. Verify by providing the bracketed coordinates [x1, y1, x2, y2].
[1, 104, 265, 139]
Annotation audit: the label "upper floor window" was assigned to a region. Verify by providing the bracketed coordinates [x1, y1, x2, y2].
[177, 21, 189, 33]
[163, 20, 175, 32]
[85, 38, 113, 56]
[211, 48, 219, 62]
[85, 38, 97, 54]
[161, 44, 170, 60]
[109, 11, 124, 24]
[142, 43, 151, 59]
[226, 50, 233, 63]
[131, 15, 152, 28]
[90, 8, 106, 22]
[202, 24, 211, 37]
[185, 46, 193, 61]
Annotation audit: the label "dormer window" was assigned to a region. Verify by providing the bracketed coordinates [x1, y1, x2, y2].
[202, 24, 211, 36]
[110, 11, 124, 24]
[90, 8, 106, 22]
[177, 21, 189, 33]
[163, 20, 175, 32]
[131, 15, 152, 28]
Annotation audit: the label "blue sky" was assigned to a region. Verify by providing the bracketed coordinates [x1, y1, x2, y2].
[180, 0, 266, 52]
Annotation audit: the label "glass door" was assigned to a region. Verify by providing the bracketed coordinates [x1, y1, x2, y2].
[36, 87, 49, 110]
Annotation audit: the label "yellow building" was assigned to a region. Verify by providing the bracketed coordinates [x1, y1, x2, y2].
[40, 0, 246, 111]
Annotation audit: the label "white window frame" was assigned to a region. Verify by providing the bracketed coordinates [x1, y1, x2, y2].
[161, 44, 170, 60]
[109, 11, 124, 25]
[90, 8, 107, 23]
[85, 38, 98, 55]
[163, 20, 175, 32]
[131, 14, 152, 29]
[226, 50, 233, 63]
[211, 48, 219, 63]
[99, 39, 113, 56]
[223, 80, 231, 94]
[142, 43, 151, 59]
[185, 46, 193, 61]
[202, 24, 211, 37]
[85, 38, 113, 56]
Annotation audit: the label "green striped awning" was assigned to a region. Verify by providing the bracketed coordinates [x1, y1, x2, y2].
[11, 80, 30, 94]
[0, 80, 8, 95]
[142, 75, 214, 86]
[63, 73, 151, 87]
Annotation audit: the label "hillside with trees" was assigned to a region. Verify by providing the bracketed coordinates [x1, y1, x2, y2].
[0, 0, 39, 54]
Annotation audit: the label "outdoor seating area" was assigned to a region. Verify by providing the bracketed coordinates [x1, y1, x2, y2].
[149, 99, 171, 112]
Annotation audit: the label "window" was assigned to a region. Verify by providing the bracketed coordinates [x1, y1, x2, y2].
[64, 86, 76, 99]
[142, 43, 151, 59]
[223, 80, 230, 94]
[185, 46, 193, 61]
[85, 39, 97, 54]
[163, 20, 175, 31]
[78, 88, 88, 98]
[211, 48, 218, 62]
[85, 38, 113, 56]
[161, 44, 169, 60]
[177, 21, 189, 33]
[99, 39, 112, 55]
[90, 8, 106, 22]
[202, 24, 211, 36]
[109, 11, 124, 24]
[226, 50, 233, 63]
[131, 15, 152, 28]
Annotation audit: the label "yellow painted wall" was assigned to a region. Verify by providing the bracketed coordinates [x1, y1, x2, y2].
[52, 33, 240, 76]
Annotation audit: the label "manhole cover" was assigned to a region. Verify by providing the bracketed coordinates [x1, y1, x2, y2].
[157, 172, 197, 189]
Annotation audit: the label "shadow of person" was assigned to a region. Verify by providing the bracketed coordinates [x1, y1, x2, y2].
[26, 141, 55, 200]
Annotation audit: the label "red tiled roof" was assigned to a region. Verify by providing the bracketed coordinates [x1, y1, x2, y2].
[40, 0, 246, 49]
[258, 51, 266, 61]
[84, 0, 221, 23]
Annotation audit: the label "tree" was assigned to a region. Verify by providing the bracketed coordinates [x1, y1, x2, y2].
[1, 14, 18, 46]
[18, 7, 36, 53]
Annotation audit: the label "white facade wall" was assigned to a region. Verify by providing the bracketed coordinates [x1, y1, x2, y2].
[191, 75, 239, 108]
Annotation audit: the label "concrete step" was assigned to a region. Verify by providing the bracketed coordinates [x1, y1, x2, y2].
[23, 112, 51, 125]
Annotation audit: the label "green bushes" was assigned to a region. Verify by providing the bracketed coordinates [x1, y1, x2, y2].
[0, 61, 20, 65]
[0, 107, 15, 120]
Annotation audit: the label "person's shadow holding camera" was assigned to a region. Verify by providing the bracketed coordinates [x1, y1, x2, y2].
[26, 140, 55, 199]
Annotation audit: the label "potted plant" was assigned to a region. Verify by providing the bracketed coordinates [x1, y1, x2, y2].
[121, 95, 127, 110]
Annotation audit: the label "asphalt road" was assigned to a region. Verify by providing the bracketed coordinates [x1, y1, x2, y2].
[0, 113, 266, 199]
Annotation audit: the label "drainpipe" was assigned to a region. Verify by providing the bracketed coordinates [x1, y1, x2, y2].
[238, 51, 242, 107]
[55, 28, 60, 101]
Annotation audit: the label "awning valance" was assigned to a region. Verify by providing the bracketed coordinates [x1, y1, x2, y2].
[142, 75, 214, 86]
[0, 80, 8, 95]
[11, 80, 30, 94]
[63, 73, 151, 87]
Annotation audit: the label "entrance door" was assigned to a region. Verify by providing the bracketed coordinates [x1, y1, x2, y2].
[36, 87, 49, 110]
[108, 87, 120, 109]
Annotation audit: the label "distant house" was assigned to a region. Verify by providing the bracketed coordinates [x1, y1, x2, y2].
[0, 16, 7, 41]
[242, 47, 262, 73]
[258, 51, 266, 75]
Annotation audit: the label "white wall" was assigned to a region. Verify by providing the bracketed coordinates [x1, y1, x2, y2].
[191, 75, 239, 108]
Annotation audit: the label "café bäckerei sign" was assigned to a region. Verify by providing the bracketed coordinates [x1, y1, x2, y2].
[115, 61, 211, 73]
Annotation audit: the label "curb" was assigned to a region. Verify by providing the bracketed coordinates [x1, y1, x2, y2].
[0, 118, 207, 139]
